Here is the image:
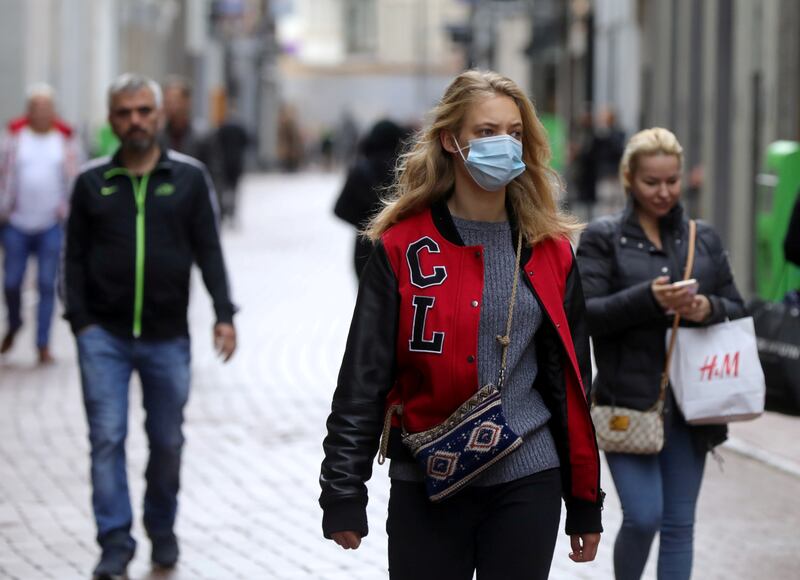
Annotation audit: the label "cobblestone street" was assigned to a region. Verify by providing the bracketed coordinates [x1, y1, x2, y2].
[0, 172, 798, 579]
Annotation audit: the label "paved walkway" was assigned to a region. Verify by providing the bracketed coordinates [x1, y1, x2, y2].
[0, 172, 798, 579]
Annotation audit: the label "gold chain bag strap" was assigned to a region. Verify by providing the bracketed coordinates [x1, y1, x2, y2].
[591, 220, 697, 454]
[378, 232, 525, 501]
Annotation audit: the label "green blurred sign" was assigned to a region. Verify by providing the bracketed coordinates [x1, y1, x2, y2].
[539, 113, 565, 174]
[94, 123, 120, 158]
[754, 141, 800, 300]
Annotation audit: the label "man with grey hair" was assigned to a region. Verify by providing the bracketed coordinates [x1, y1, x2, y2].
[63, 73, 237, 579]
[0, 82, 83, 362]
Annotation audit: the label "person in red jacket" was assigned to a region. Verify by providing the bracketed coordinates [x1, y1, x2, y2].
[320, 70, 603, 580]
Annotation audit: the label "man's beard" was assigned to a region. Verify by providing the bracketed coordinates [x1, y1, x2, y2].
[124, 130, 155, 152]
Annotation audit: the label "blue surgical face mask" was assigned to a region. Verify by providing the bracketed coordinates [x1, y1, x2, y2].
[454, 134, 526, 191]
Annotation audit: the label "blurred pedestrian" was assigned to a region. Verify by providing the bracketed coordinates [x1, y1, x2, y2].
[333, 119, 407, 278]
[568, 108, 597, 219]
[208, 103, 250, 226]
[335, 109, 360, 166]
[277, 104, 303, 172]
[593, 107, 626, 216]
[0, 83, 83, 363]
[161, 76, 209, 162]
[320, 70, 603, 579]
[63, 73, 237, 579]
[576, 127, 745, 580]
[319, 128, 335, 170]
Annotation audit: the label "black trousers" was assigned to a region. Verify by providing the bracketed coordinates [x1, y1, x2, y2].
[387, 468, 562, 580]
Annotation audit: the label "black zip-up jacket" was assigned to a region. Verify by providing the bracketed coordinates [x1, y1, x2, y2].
[63, 149, 236, 339]
[576, 201, 745, 450]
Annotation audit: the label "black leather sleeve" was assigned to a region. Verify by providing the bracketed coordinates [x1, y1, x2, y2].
[563, 253, 604, 534]
[564, 252, 593, 398]
[319, 241, 399, 539]
[577, 220, 664, 336]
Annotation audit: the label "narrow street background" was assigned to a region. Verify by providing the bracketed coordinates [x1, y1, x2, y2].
[0, 172, 797, 579]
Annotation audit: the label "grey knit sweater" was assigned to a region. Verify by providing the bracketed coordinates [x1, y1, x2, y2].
[389, 216, 560, 485]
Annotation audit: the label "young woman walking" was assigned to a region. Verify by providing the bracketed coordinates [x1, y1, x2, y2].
[320, 70, 603, 580]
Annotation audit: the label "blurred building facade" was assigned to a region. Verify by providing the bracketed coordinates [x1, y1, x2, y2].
[0, 0, 278, 164]
[0, 0, 189, 137]
[275, 0, 469, 134]
[591, 0, 800, 293]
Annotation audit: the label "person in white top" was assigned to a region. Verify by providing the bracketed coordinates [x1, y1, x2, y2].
[0, 83, 83, 362]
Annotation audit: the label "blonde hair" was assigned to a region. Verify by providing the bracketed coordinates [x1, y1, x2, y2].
[363, 70, 579, 244]
[619, 127, 684, 191]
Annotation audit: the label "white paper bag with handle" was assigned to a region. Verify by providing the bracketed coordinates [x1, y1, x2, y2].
[666, 317, 766, 424]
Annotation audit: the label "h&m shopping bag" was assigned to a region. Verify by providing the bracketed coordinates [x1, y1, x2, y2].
[666, 317, 765, 424]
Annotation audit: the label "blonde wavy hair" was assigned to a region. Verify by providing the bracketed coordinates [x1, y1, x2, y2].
[619, 127, 684, 191]
[363, 70, 580, 244]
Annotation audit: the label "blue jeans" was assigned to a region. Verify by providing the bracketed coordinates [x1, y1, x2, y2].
[605, 414, 707, 580]
[2, 223, 62, 347]
[77, 325, 191, 549]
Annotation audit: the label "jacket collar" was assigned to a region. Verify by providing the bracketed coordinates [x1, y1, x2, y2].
[106, 147, 173, 178]
[621, 195, 686, 237]
[431, 197, 463, 245]
[430, 195, 532, 263]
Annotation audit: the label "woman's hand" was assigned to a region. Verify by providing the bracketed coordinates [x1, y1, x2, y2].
[675, 294, 712, 322]
[651, 276, 696, 313]
[331, 531, 362, 550]
[569, 533, 600, 563]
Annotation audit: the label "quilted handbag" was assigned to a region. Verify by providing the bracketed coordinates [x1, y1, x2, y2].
[378, 233, 524, 501]
[591, 220, 697, 455]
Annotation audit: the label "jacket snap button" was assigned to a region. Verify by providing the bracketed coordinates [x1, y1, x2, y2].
[661, 267, 669, 273]
[676, 239, 682, 245]
[637, 242, 644, 249]
[620, 237, 627, 244]
[471, 300, 479, 307]
[475, 251, 481, 257]
[467, 355, 475, 363]
[556, 323, 561, 328]
[528, 271, 534, 276]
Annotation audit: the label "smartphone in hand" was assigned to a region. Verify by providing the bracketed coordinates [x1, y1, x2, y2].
[665, 278, 699, 314]
[671, 278, 699, 295]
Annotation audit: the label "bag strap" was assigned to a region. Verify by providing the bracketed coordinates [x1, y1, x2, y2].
[659, 219, 697, 399]
[495, 231, 524, 389]
[378, 229, 524, 463]
[377, 404, 403, 465]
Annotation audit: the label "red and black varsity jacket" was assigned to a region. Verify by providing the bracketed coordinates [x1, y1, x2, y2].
[320, 200, 603, 539]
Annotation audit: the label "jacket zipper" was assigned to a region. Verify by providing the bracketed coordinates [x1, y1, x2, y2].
[118, 172, 150, 338]
[132, 173, 149, 338]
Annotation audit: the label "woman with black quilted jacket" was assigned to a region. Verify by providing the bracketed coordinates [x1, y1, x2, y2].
[576, 127, 745, 580]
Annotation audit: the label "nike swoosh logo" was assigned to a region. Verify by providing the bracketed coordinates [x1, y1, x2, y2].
[100, 186, 117, 196]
